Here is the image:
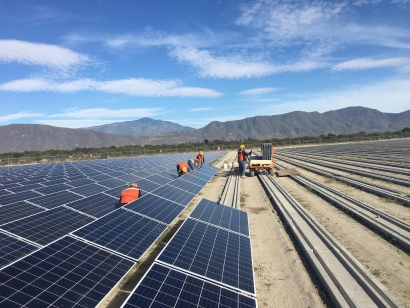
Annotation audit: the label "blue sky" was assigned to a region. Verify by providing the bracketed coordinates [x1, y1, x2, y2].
[0, 0, 409, 129]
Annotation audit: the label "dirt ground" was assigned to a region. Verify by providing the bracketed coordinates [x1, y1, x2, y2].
[100, 149, 410, 308]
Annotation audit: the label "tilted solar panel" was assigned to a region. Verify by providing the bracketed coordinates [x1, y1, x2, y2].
[125, 194, 184, 224]
[133, 178, 162, 193]
[66, 178, 96, 188]
[157, 218, 255, 294]
[116, 173, 142, 183]
[27, 190, 85, 209]
[0, 202, 45, 226]
[144, 174, 170, 186]
[122, 263, 257, 308]
[0, 236, 134, 307]
[34, 183, 73, 195]
[0, 232, 39, 270]
[190, 198, 250, 236]
[69, 183, 108, 197]
[0, 206, 95, 246]
[0, 191, 43, 206]
[151, 185, 196, 207]
[65, 193, 118, 218]
[168, 178, 203, 195]
[99, 178, 127, 189]
[72, 209, 167, 261]
[6, 183, 46, 193]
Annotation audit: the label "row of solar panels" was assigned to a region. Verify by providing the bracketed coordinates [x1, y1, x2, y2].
[120, 198, 257, 307]
[0, 152, 224, 269]
[0, 153, 228, 307]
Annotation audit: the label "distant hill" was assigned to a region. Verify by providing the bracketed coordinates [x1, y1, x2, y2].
[84, 117, 194, 135]
[0, 107, 409, 153]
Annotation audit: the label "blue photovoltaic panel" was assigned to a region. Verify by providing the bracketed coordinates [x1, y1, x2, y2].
[69, 183, 108, 197]
[144, 174, 170, 186]
[0, 232, 38, 269]
[116, 174, 142, 183]
[190, 199, 250, 236]
[72, 209, 167, 261]
[27, 190, 84, 209]
[125, 194, 184, 224]
[88, 173, 111, 181]
[157, 218, 255, 294]
[151, 185, 196, 207]
[103, 187, 123, 198]
[0, 190, 13, 197]
[0, 236, 135, 308]
[6, 183, 45, 193]
[134, 178, 162, 193]
[0, 202, 45, 226]
[99, 178, 127, 189]
[0, 206, 95, 246]
[0, 191, 43, 206]
[168, 178, 203, 194]
[133, 170, 151, 178]
[157, 169, 178, 180]
[122, 263, 257, 308]
[34, 183, 73, 195]
[67, 178, 96, 188]
[66, 193, 118, 218]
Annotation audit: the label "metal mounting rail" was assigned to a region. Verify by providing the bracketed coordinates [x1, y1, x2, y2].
[279, 152, 410, 176]
[275, 162, 410, 252]
[257, 169, 404, 308]
[276, 153, 410, 188]
[276, 156, 410, 206]
[219, 171, 240, 209]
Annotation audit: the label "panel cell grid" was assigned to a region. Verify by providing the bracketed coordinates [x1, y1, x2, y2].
[66, 193, 118, 218]
[157, 218, 255, 294]
[99, 178, 127, 189]
[0, 206, 95, 246]
[0, 191, 43, 206]
[0, 236, 134, 308]
[151, 185, 196, 207]
[134, 178, 162, 193]
[190, 198, 250, 236]
[125, 194, 184, 224]
[34, 183, 73, 195]
[0, 232, 38, 270]
[0, 202, 45, 226]
[69, 183, 108, 197]
[144, 174, 170, 186]
[27, 190, 84, 209]
[123, 263, 257, 308]
[168, 178, 203, 194]
[72, 209, 167, 260]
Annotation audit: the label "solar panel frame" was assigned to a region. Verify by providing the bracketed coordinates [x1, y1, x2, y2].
[26, 190, 84, 209]
[0, 191, 43, 206]
[156, 218, 256, 295]
[0, 202, 45, 226]
[65, 193, 119, 218]
[121, 263, 257, 308]
[133, 178, 162, 193]
[0, 236, 135, 308]
[69, 183, 109, 197]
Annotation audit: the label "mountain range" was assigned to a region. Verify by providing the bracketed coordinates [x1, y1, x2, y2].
[0, 107, 409, 153]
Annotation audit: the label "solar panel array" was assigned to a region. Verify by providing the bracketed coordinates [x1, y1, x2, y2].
[121, 198, 257, 307]
[0, 151, 225, 307]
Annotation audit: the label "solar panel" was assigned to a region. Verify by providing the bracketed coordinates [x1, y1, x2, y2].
[144, 174, 170, 186]
[102, 187, 123, 198]
[157, 218, 255, 294]
[133, 170, 151, 178]
[0, 236, 135, 307]
[0, 189, 13, 197]
[190, 199, 250, 236]
[0, 206, 94, 246]
[99, 178, 127, 189]
[151, 185, 196, 207]
[69, 183, 108, 197]
[0, 202, 45, 226]
[134, 178, 162, 192]
[34, 183, 73, 195]
[168, 178, 203, 194]
[67, 178, 96, 188]
[125, 194, 184, 224]
[72, 209, 167, 261]
[27, 190, 84, 209]
[66, 193, 118, 218]
[6, 183, 45, 193]
[0, 191, 43, 206]
[116, 174, 142, 183]
[122, 263, 257, 308]
[0, 232, 39, 270]
[87, 173, 111, 181]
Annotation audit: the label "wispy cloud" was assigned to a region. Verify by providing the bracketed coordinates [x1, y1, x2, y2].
[49, 108, 165, 119]
[189, 107, 213, 112]
[0, 78, 222, 97]
[333, 57, 410, 71]
[240, 87, 279, 96]
[0, 112, 44, 123]
[170, 46, 325, 79]
[0, 40, 90, 69]
[36, 119, 128, 129]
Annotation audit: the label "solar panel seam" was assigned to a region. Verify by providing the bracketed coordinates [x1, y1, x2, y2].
[122, 207, 168, 226]
[24, 200, 50, 210]
[188, 217, 250, 238]
[60, 205, 97, 219]
[150, 187, 196, 207]
[0, 228, 42, 248]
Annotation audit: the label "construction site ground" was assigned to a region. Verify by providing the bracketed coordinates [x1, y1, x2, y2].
[101, 148, 410, 308]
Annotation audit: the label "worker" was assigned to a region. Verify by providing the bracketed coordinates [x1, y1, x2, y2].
[177, 161, 190, 177]
[196, 151, 205, 166]
[119, 183, 141, 206]
[188, 157, 201, 171]
[238, 144, 251, 178]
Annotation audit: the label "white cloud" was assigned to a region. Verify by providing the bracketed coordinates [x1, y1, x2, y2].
[240, 87, 279, 96]
[49, 108, 165, 119]
[266, 78, 410, 114]
[333, 57, 410, 71]
[189, 107, 213, 112]
[0, 112, 44, 123]
[36, 119, 130, 129]
[170, 46, 325, 79]
[0, 78, 222, 97]
[0, 40, 90, 69]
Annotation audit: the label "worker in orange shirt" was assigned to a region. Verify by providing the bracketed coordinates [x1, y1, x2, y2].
[188, 157, 202, 171]
[196, 151, 205, 166]
[119, 183, 141, 206]
[177, 161, 190, 177]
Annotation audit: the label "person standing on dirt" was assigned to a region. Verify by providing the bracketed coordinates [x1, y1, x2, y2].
[238, 144, 251, 178]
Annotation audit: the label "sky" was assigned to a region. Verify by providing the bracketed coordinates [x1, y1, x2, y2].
[0, 0, 410, 129]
